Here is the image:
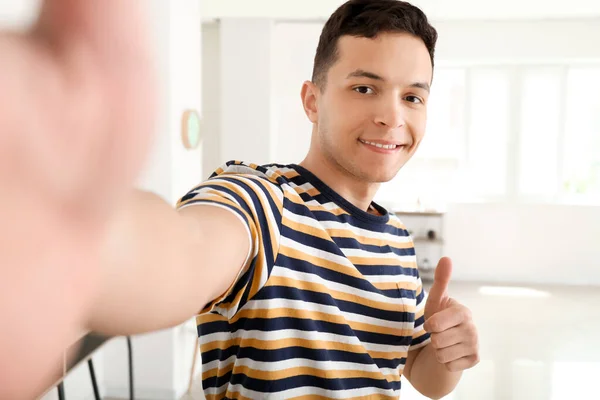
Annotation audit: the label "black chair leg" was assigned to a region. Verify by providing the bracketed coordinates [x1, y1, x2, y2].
[57, 382, 65, 400]
[88, 358, 101, 400]
[127, 336, 134, 400]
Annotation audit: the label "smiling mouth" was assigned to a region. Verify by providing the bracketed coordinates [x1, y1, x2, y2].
[358, 139, 403, 150]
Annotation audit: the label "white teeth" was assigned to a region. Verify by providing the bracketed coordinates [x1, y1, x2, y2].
[361, 140, 397, 150]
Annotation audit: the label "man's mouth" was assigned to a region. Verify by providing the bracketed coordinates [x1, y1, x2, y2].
[358, 139, 403, 150]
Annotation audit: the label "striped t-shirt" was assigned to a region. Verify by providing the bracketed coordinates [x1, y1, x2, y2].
[177, 161, 431, 400]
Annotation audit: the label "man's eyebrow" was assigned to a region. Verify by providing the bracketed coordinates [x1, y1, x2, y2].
[346, 69, 431, 93]
[410, 82, 430, 93]
[346, 69, 385, 81]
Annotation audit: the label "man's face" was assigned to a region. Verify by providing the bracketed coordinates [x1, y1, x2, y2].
[306, 32, 433, 183]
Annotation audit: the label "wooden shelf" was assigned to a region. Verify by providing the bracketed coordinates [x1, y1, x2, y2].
[395, 211, 445, 217]
[413, 237, 444, 245]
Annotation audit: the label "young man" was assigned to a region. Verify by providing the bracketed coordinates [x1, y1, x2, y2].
[2, 0, 479, 399]
[96, 1, 479, 398]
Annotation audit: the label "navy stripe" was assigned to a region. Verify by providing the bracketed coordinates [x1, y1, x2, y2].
[253, 280, 412, 324]
[355, 264, 420, 279]
[275, 252, 386, 297]
[204, 367, 401, 393]
[411, 332, 431, 347]
[200, 313, 413, 348]
[226, 374, 400, 393]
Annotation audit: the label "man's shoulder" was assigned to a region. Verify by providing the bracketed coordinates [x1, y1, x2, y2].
[210, 160, 295, 187]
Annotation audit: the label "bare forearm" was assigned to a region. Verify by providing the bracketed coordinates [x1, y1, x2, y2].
[409, 344, 462, 399]
[89, 190, 207, 335]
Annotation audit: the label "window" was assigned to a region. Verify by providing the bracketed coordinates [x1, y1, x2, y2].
[419, 68, 467, 161]
[518, 67, 563, 197]
[464, 68, 511, 198]
[563, 67, 600, 202]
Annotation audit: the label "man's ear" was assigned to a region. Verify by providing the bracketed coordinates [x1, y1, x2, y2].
[301, 80, 320, 124]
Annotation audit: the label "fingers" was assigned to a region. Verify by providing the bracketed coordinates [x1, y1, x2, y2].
[428, 317, 480, 373]
[430, 326, 463, 349]
[424, 304, 471, 333]
[445, 355, 480, 372]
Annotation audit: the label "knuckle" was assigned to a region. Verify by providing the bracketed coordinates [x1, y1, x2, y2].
[436, 351, 445, 363]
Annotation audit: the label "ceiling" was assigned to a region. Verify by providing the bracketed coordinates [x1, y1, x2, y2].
[201, 0, 600, 21]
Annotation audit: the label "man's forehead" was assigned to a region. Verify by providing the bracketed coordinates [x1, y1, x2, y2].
[331, 34, 433, 82]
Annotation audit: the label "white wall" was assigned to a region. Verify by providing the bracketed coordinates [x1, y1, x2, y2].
[202, 18, 600, 286]
[218, 18, 275, 166]
[445, 203, 600, 285]
[201, 22, 223, 176]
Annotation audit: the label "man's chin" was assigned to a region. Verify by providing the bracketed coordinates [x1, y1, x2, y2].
[361, 169, 400, 184]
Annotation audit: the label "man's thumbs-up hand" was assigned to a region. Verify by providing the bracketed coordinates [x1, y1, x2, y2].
[423, 257, 480, 372]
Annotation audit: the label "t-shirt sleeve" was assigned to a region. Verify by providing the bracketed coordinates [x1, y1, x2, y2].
[409, 276, 431, 350]
[176, 172, 283, 320]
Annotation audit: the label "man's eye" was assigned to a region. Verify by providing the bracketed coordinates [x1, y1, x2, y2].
[405, 95, 423, 104]
[354, 86, 374, 95]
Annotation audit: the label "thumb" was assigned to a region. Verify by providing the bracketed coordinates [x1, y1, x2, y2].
[425, 257, 453, 319]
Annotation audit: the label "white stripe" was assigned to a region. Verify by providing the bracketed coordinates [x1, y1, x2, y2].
[288, 181, 314, 192]
[303, 199, 343, 211]
[341, 247, 417, 262]
[232, 357, 394, 374]
[273, 166, 297, 175]
[190, 186, 242, 207]
[203, 382, 229, 396]
[238, 296, 414, 331]
[283, 207, 329, 232]
[201, 328, 411, 355]
[362, 274, 419, 285]
[225, 383, 399, 399]
[202, 354, 237, 372]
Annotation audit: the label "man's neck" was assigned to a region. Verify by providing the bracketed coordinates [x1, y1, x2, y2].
[299, 152, 380, 213]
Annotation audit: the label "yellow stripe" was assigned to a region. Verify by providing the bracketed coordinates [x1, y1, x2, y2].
[347, 256, 417, 268]
[288, 393, 399, 400]
[278, 245, 364, 280]
[223, 391, 259, 400]
[388, 218, 407, 230]
[282, 170, 300, 179]
[285, 193, 349, 216]
[204, 394, 226, 400]
[282, 216, 335, 243]
[326, 228, 414, 249]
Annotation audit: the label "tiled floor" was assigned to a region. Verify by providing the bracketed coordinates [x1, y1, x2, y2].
[180, 281, 600, 400]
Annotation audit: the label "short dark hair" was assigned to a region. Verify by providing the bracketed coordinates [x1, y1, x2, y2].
[312, 0, 438, 87]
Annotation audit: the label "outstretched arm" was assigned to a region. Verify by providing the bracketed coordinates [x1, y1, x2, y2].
[88, 190, 250, 336]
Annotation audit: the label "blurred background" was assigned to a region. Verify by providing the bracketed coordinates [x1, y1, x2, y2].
[2, 0, 599, 399]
